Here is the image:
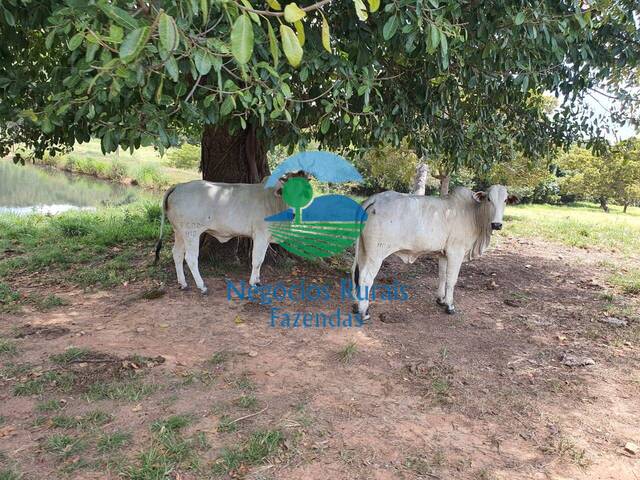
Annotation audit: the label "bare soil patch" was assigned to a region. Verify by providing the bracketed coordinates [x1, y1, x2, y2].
[0, 236, 638, 479]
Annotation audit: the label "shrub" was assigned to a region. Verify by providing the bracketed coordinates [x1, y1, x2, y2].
[163, 143, 200, 170]
[55, 215, 93, 237]
[134, 164, 169, 189]
[109, 161, 128, 181]
[143, 201, 162, 224]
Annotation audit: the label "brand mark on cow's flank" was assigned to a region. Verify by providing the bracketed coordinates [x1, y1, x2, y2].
[264, 151, 368, 259]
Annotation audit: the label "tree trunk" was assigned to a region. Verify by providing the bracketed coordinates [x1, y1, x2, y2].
[623, 202, 629, 213]
[199, 123, 270, 262]
[201, 123, 269, 183]
[599, 196, 609, 213]
[439, 174, 450, 196]
[412, 162, 429, 195]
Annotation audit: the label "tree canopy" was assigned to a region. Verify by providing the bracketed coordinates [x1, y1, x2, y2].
[559, 139, 640, 211]
[1, 0, 639, 174]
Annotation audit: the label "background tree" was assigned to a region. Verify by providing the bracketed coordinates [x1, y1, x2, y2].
[558, 140, 640, 212]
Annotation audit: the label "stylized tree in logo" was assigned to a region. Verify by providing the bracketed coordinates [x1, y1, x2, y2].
[264, 151, 368, 259]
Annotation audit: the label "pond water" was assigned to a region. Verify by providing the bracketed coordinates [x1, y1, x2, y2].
[0, 160, 148, 215]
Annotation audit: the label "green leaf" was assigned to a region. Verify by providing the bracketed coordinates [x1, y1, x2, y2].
[230, 14, 254, 65]
[109, 24, 124, 43]
[3, 8, 15, 26]
[220, 95, 235, 116]
[321, 15, 331, 53]
[201, 0, 209, 24]
[284, 3, 306, 23]
[68, 32, 84, 51]
[320, 117, 330, 134]
[159, 12, 179, 52]
[294, 20, 305, 47]
[165, 56, 179, 81]
[45, 30, 56, 50]
[267, 21, 280, 67]
[98, 4, 139, 30]
[85, 42, 99, 62]
[383, 15, 398, 40]
[354, 0, 368, 21]
[240, 0, 260, 23]
[515, 12, 525, 25]
[368, 0, 380, 13]
[119, 26, 151, 63]
[280, 24, 303, 67]
[267, 0, 282, 10]
[440, 33, 448, 68]
[194, 49, 213, 75]
[429, 24, 440, 50]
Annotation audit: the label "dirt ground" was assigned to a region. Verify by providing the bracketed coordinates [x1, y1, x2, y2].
[1, 235, 639, 480]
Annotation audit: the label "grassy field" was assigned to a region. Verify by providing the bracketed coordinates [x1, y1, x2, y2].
[504, 202, 640, 256]
[33, 139, 198, 189]
[0, 201, 170, 313]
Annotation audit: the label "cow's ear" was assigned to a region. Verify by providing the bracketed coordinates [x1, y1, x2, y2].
[473, 191, 487, 203]
[506, 194, 519, 205]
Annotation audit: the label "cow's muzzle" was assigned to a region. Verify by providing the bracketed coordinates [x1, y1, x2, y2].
[491, 222, 503, 230]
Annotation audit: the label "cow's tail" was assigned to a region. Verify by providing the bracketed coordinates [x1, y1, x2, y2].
[154, 185, 176, 265]
[351, 198, 375, 300]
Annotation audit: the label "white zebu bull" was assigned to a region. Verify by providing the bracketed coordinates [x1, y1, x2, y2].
[352, 185, 515, 318]
[155, 180, 285, 293]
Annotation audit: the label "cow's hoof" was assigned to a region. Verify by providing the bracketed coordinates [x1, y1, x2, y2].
[445, 305, 456, 315]
[436, 297, 446, 306]
[352, 303, 359, 314]
[178, 284, 190, 291]
[250, 282, 261, 287]
[199, 287, 208, 296]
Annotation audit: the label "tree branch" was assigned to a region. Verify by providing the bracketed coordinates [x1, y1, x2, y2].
[235, 0, 333, 17]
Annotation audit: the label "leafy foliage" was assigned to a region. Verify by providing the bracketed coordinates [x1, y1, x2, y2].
[0, 0, 638, 175]
[559, 140, 640, 209]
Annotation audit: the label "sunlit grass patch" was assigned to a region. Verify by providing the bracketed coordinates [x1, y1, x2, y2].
[0, 201, 172, 290]
[608, 268, 640, 295]
[502, 202, 640, 255]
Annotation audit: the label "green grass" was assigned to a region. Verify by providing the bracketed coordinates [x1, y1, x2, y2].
[150, 415, 192, 434]
[45, 433, 87, 459]
[609, 268, 640, 295]
[336, 341, 358, 364]
[35, 139, 198, 189]
[234, 395, 258, 410]
[503, 202, 640, 255]
[213, 430, 283, 476]
[0, 468, 22, 480]
[97, 431, 132, 453]
[50, 347, 90, 364]
[36, 399, 64, 413]
[0, 338, 17, 356]
[0, 201, 170, 290]
[85, 378, 158, 402]
[13, 371, 76, 396]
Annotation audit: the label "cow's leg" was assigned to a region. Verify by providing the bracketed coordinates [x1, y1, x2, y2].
[436, 255, 447, 306]
[249, 235, 269, 286]
[443, 250, 464, 314]
[172, 233, 188, 290]
[356, 257, 383, 321]
[183, 233, 207, 294]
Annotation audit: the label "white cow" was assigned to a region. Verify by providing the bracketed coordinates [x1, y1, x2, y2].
[155, 180, 285, 293]
[352, 185, 515, 318]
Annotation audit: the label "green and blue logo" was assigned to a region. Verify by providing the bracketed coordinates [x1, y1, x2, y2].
[264, 151, 368, 259]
